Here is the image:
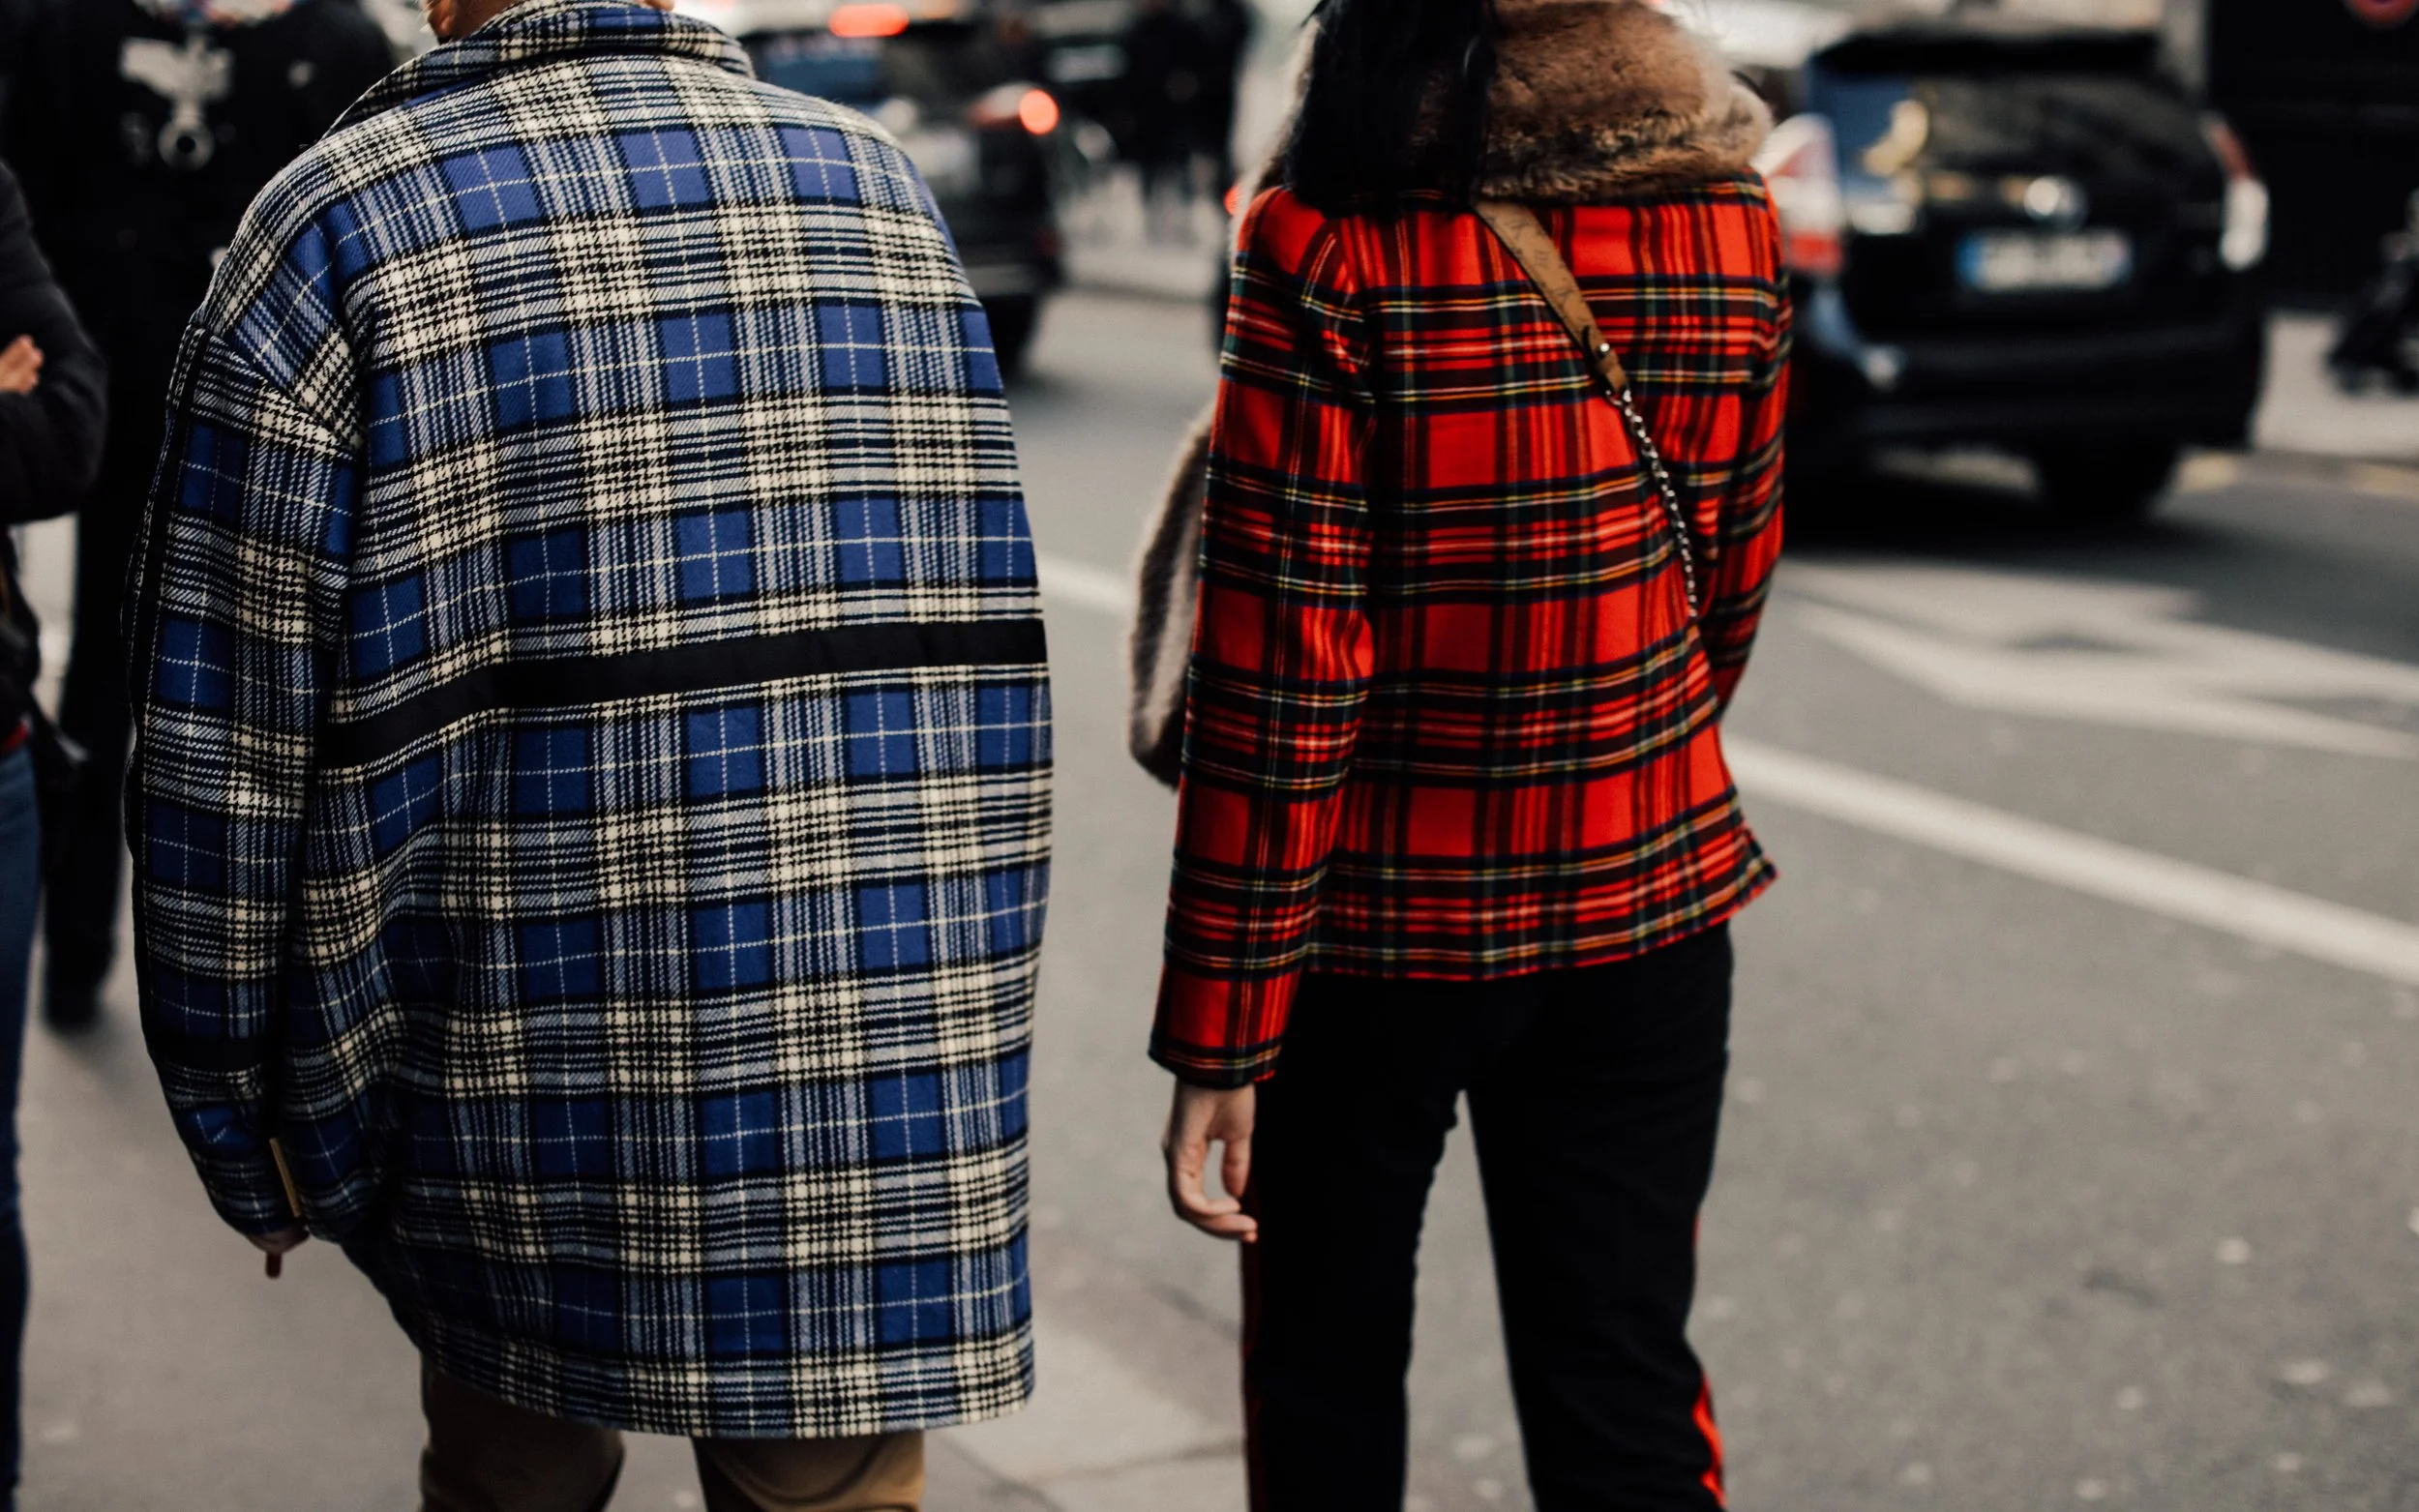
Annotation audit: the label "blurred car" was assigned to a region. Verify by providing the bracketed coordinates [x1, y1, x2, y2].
[1706, 5, 2271, 520]
[681, 0, 1065, 372]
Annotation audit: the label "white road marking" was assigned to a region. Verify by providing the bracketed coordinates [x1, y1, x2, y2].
[2173, 452, 2239, 492]
[2347, 463, 2419, 509]
[1037, 552, 1136, 618]
[1725, 738, 2419, 988]
[2176, 453, 2419, 510]
[1037, 548, 2419, 986]
[1785, 559, 2419, 757]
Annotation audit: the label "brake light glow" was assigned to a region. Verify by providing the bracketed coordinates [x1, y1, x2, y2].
[2200, 114, 2269, 271]
[1753, 114, 1845, 279]
[969, 83, 1060, 134]
[829, 3, 910, 37]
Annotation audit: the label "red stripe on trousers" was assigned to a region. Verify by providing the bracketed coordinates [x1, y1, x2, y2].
[1692, 1208, 1725, 1503]
[1694, 1374, 1727, 1504]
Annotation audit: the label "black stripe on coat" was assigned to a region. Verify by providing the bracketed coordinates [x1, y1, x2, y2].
[322, 617, 1049, 768]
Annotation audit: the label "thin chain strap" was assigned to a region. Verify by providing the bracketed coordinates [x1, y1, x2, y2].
[1473, 201, 1702, 617]
[1606, 376, 1699, 613]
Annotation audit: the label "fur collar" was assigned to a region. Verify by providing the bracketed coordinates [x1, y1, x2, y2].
[1237, 1, 1771, 212]
[1476, 0, 1772, 201]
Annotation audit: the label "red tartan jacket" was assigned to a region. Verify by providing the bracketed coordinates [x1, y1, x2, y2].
[1153, 179, 1789, 1086]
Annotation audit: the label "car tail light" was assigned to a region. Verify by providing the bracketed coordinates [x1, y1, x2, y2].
[829, 3, 910, 37]
[1754, 114, 1845, 279]
[2201, 114, 2268, 271]
[1016, 88, 1059, 134]
[971, 84, 1059, 134]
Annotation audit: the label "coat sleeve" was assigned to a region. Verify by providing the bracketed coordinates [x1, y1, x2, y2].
[0, 163, 105, 526]
[126, 323, 357, 1235]
[1151, 190, 1374, 1088]
[1697, 211, 1790, 711]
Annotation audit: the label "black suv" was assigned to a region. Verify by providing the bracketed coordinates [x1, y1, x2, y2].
[1729, 14, 2271, 519]
[692, 0, 1065, 372]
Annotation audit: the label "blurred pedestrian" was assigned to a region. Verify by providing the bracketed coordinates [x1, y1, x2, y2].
[1122, 0, 1203, 241]
[991, 0, 1047, 85]
[124, 0, 1049, 1504]
[0, 157, 107, 1512]
[1, 0, 392, 1030]
[2330, 188, 2419, 392]
[1192, 0, 1251, 193]
[1134, 0, 1785, 1505]
[0, 0, 35, 127]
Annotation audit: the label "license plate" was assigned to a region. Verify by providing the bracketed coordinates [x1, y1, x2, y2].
[1957, 229, 2133, 293]
[900, 128, 978, 197]
[1046, 43, 1125, 84]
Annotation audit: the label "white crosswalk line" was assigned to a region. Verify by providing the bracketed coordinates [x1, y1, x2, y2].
[1727, 737, 2419, 987]
[1034, 547, 2419, 987]
[1783, 559, 2419, 758]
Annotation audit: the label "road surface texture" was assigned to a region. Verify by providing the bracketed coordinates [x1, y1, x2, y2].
[12, 289, 2419, 1511]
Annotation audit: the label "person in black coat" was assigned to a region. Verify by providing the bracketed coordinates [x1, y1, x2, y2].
[1192, 0, 1251, 193]
[0, 0, 392, 1028]
[0, 0, 34, 131]
[1122, 0, 1205, 241]
[0, 156, 105, 1512]
[0, 165, 104, 547]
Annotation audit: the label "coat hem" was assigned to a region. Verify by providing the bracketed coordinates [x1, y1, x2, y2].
[394, 1306, 1039, 1439]
[1297, 848, 1776, 983]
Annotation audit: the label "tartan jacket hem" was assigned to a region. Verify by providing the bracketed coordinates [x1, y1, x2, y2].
[1151, 857, 1775, 1087]
[381, 1265, 1039, 1438]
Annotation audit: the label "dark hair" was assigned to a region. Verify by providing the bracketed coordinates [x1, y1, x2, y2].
[1279, 0, 1500, 215]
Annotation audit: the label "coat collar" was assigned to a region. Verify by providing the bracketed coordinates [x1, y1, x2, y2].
[334, 0, 753, 133]
[1475, 0, 1771, 202]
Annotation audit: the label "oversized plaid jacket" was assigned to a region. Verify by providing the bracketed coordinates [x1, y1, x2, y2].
[126, 0, 1050, 1436]
[1154, 184, 1787, 1085]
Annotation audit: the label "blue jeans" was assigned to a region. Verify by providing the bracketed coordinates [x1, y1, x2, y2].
[0, 745, 37, 1505]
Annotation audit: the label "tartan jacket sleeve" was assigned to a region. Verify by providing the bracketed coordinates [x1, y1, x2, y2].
[1151, 190, 1375, 1087]
[126, 321, 359, 1235]
[1697, 258, 1790, 710]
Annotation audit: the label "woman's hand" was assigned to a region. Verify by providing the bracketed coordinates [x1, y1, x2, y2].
[1162, 1079, 1259, 1243]
[0, 336, 44, 395]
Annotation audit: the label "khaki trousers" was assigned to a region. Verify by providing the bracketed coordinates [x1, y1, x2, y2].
[420, 1364, 924, 1512]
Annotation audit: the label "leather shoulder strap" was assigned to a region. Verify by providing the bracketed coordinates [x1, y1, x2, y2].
[1472, 198, 1705, 617]
[1474, 199, 1629, 393]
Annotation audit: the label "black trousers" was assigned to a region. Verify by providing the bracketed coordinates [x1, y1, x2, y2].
[44, 377, 160, 994]
[1243, 925, 1734, 1512]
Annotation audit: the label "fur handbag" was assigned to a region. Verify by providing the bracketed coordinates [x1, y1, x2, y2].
[1125, 403, 1213, 788]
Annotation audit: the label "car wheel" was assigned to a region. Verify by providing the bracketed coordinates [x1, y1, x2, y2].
[2032, 442, 2181, 524]
[1783, 453, 1865, 523]
[985, 296, 1038, 379]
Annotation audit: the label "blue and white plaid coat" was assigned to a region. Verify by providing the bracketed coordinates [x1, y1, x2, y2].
[126, 0, 1050, 1438]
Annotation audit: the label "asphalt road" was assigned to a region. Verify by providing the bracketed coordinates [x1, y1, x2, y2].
[13, 287, 2419, 1511]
